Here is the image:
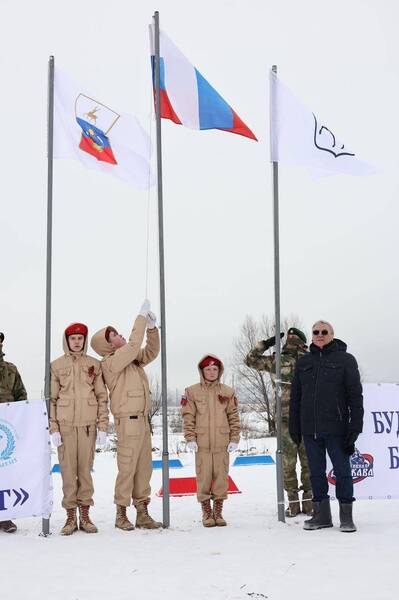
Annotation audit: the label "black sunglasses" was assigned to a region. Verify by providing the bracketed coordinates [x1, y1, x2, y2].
[312, 329, 329, 336]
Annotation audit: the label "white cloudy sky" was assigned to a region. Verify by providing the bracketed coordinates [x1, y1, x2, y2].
[1, 0, 398, 397]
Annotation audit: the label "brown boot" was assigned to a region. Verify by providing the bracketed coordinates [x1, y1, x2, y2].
[0, 520, 17, 533]
[135, 501, 162, 529]
[201, 499, 216, 527]
[115, 505, 135, 531]
[78, 505, 98, 533]
[213, 499, 227, 526]
[285, 492, 301, 517]
[60, 508, 78, 536]
[302, 491, 313, 515]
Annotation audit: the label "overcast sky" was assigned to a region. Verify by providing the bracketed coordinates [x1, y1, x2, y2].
[1, 0, 398, 397]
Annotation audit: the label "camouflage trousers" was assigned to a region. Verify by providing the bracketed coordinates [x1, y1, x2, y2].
[281, 423, 311, 493]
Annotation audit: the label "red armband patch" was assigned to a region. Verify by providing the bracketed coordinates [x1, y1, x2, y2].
[218, 394, 229, 404]
[180, 396, 188, 407]
[88, 366, 96, 379]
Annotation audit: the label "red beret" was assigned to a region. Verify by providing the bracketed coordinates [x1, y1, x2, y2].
[65, 323, 88, 337]
[199, 356, 221, 369]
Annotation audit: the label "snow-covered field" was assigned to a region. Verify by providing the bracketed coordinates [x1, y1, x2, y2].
[2, 439, 397, 600]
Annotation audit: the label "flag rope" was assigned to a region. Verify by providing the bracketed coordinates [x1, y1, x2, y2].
[144, 98, 155, 299]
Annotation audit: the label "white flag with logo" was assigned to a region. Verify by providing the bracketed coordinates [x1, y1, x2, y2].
[54, 68, 155, 189]
[270, 71, 377, 176]
[0, 400, 53, 520]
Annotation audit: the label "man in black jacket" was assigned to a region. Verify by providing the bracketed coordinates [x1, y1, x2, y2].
[289, 320, 363, 533]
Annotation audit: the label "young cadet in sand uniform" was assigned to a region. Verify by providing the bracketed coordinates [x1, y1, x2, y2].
[182, 355, 240, 527]
[91, 300, 161, 531]
[50, 323, 109, 535]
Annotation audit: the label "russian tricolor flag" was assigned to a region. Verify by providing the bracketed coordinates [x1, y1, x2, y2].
[150, 28, 257, 141]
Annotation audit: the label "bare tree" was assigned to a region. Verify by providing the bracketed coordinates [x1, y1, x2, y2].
[169, 408, 183, 434]
[232, 314, 303, 435]
[148, 376, 162, 425]
[148, 376, 177, 426]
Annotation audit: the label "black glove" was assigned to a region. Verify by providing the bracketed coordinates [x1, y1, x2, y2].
[262, 332, 284, 350]
[343, 431, 359, 455]
[290, 432, 302, 446]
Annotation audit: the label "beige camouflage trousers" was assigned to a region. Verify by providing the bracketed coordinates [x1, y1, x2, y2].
[282, 422, 311, 493]
[58, 425, 96, 509]
[114, 416, 152, 507]
[195, 451, 229, 502]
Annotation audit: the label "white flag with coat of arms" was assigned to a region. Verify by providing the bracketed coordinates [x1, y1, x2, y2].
[0, 400, 53, 520]
[54, 68, 155, 189]
[270, 71, 377, 176]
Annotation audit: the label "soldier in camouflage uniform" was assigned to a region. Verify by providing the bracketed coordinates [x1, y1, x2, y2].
[245, 327, 312, 517]
[0, 332, 27, 533]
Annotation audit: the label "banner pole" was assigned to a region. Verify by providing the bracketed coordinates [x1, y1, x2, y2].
[153, 10, 170, 528]
[270, 65, 285, 523]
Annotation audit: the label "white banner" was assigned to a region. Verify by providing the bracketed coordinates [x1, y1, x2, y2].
[328, 383, 399, 500]
[0, 400, 53, 519]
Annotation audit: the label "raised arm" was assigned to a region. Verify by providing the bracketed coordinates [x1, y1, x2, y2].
[106, 316, 147, 374]
[245, 339, 275, 372]
[136, 327, 160, 367]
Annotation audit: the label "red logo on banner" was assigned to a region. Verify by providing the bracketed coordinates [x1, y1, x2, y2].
[328, 448, 374, 485]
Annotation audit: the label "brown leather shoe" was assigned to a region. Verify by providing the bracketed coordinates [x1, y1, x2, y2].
[115, 505, 135, 531]
[79, 505, 98, 533]
[60, 508, 78, 536]
[0, 520, 17, 533]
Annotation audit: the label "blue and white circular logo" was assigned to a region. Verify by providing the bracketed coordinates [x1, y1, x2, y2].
[0, 420, 17, 467]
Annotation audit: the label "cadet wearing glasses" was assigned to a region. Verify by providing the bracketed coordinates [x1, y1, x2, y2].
[289, 320, 363, 533]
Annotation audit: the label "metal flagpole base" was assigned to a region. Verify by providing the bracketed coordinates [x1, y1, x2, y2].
[162, 450, 170, 528]
[39, 517, 52, 537]
[275, 449, 285, 522]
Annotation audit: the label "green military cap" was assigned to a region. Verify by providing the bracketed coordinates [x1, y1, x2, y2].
[287, 327, 307, 344]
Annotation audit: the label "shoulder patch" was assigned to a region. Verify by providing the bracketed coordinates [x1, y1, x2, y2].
[180, 395, 188, 407]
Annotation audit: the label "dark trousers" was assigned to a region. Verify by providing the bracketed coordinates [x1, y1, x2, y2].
[303, 434, 354, 503]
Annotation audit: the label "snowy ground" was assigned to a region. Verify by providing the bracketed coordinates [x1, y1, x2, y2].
[1, 439, 397, 600]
